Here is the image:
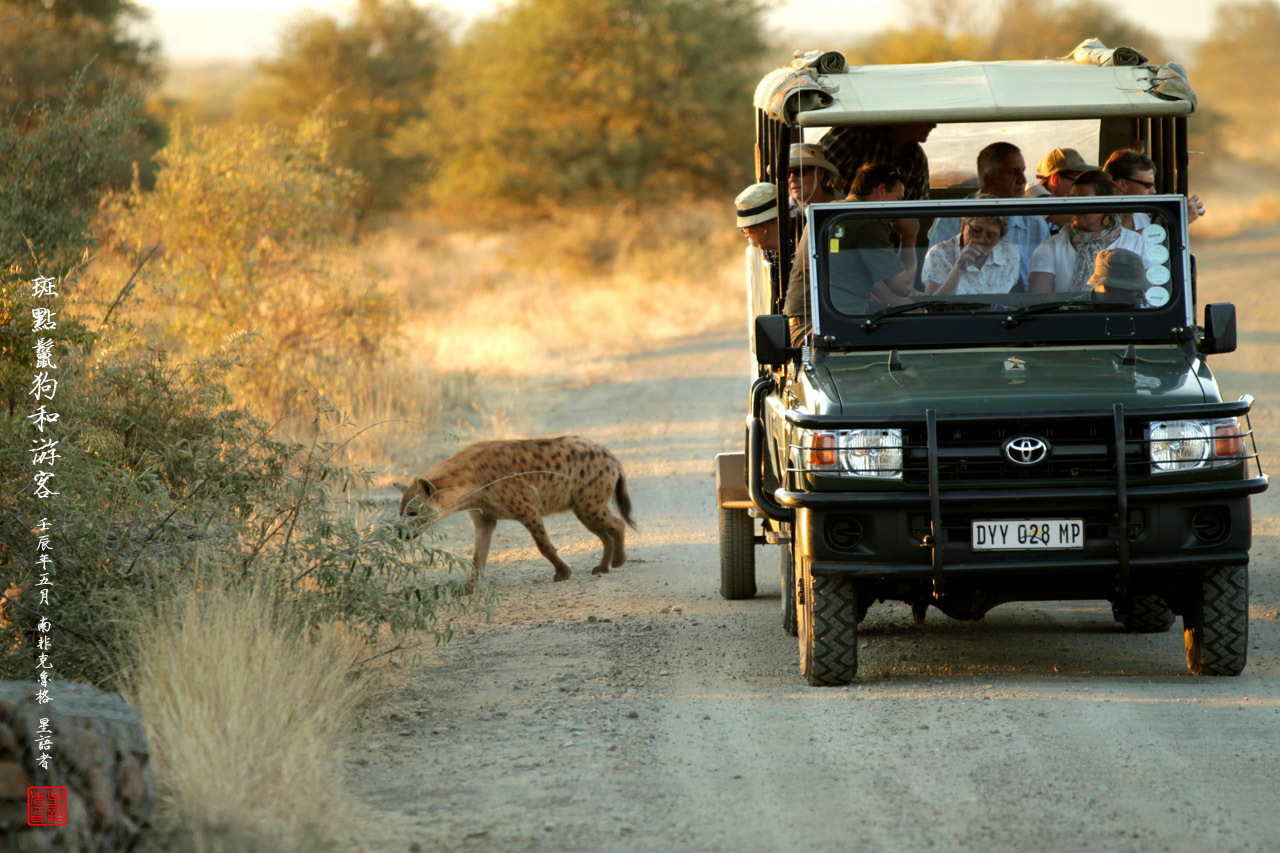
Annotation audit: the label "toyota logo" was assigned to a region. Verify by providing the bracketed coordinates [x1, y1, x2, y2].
[1003, 436, 1050, 466]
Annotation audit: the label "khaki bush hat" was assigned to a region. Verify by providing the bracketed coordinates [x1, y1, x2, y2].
[789, 143, 839, 176]
[1087, 248, 1148, 291]
[736, 182, 779, 228]
[1037, 147, 1096, 179]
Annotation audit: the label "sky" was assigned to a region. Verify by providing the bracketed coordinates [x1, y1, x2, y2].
[135, 0, 1228, 64]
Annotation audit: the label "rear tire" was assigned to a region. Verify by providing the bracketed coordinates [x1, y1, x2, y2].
[719, 507, 756, 600]
[1184, 565, 1248, 676]
[798, 563, 859, 686]
[1114, 594, 1175, 633]
[781, 545, 797, 637]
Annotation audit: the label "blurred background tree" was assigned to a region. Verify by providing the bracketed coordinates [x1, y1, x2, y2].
[107, 119, 395, 410]
[243, 0, 449, 236]
[844, 0, 1166, 65]
[0, 0, 163, 185]
[1193, 0, 1280, 166]
[424, 0, 767, 210]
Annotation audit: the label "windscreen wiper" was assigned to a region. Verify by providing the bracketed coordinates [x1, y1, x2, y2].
[862, 300, 989, 331]
[1000, 296, 1127, 328]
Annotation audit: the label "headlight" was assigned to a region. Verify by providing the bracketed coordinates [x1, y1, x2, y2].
[790, 427, 903, 479]
[840, 429, 903, 478]
[1149, 420, 1210, 471]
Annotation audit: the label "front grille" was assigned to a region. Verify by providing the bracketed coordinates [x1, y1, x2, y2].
[900, 419, 1149, 485]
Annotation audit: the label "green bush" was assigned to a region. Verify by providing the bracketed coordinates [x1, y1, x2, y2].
[1, 342, 481, 686]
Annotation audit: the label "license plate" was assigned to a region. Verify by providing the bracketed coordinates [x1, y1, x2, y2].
[971, 519, 1084, 550]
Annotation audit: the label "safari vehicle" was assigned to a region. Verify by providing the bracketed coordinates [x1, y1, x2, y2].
[715, 47, 1268, 686]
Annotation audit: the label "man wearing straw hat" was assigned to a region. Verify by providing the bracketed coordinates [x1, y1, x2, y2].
[736, 181, 783, 290]
[788, 142, 841, 210]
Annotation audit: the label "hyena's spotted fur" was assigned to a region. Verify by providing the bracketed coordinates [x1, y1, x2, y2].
[396, 436, 636, 590]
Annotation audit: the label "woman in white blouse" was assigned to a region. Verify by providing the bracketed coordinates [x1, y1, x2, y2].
[922, 215, 1022, 295]
[1029, 170, 1151, 293]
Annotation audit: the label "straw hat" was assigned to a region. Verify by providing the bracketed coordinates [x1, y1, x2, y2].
[735, 182, 779, 228]
[788, 143, 839, 176]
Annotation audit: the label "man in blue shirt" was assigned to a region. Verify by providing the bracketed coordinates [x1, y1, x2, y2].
[927, 142, 1049, 291]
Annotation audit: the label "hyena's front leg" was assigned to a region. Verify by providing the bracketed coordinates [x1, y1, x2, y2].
[515, 514, 572, 581]
[466, 511, 498, 594]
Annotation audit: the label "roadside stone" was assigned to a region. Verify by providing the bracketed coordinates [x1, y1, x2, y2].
[0, 681, 154, 852]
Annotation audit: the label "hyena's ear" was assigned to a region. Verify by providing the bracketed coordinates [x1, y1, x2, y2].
[393, 481, 409, 491]
[416, 477, 436, 498]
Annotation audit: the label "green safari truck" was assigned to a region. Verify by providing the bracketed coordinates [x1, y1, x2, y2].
[716, 48, 1268, 686]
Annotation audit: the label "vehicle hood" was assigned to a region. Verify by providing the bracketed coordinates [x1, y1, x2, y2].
[819, 346, 1208, 416]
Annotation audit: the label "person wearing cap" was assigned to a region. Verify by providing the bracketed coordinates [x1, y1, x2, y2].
[1102, 148, 1205, 229]
[928, 142, 1049, 289]
[1027, 148, 1094, 198]
[736, 181, 783, 290]
[788, 143, 841, 210]
[1087, 247, 1150, 306]
[1028, 148, 1095, 229]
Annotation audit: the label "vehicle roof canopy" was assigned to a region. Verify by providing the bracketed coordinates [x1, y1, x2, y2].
[756, 44, 1197, 128]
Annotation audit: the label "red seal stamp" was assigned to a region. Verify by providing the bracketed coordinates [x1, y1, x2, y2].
[27, 786, 68, 826]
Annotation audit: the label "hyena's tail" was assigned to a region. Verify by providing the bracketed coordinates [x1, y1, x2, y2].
[615, 471, 638, 530]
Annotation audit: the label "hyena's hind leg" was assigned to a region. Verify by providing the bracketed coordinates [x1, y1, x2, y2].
[608, 468, 637, 568]
[572, 505, 625, 574]
[465, 511, 498, 595]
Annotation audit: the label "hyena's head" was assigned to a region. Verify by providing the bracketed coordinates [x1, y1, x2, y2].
[394, 477, 440, 538]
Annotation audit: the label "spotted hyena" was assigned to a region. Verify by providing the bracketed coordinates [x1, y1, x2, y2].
[395, 436, 636, 590]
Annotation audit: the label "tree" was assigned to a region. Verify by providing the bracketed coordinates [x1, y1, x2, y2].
[0, 0, 158, 117]
[0, 1, 163, 187]
[108, 120, 396, 410]
[1194, 0, 1280, 164]
[844, 0, 1166, 66]
[425, 0, 767, 209]
[244, 0, 448, 232]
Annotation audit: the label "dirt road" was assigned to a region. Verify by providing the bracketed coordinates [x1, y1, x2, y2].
[344, 230, 1280, 852]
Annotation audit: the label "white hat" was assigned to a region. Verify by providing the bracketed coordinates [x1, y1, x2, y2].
[735, 182, 779, 228]
[789, 143, 839, 176]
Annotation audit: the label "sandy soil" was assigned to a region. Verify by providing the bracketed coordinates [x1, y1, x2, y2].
[342, 229, 1280, 852]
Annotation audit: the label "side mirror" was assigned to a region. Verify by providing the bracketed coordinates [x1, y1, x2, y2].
[754, 314, 796, 366]
[1201, 303, 1237, 355]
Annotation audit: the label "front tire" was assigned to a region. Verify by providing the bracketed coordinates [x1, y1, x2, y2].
[719, 507, 756, 599]
[798, 563, 859, 686]
[1184, 565, 1248, 676]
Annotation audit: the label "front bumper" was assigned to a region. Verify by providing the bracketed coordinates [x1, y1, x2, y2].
[748, 377, 1269, 594]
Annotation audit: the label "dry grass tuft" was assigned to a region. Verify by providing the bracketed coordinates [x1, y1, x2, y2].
[126, 578, 376, 852]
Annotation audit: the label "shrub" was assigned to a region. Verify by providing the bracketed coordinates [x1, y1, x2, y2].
[0, 342, 481, 686]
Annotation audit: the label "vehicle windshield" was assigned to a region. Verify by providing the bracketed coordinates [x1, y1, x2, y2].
[801, 196, 1188, 349]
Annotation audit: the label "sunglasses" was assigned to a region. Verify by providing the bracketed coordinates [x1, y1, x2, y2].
[1124, 176, 1156, 191]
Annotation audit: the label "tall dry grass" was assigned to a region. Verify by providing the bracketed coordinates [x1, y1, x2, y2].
[125, 578, 376, 852]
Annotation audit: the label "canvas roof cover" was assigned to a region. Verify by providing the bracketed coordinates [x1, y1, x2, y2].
[757, 54, 1197, 128]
